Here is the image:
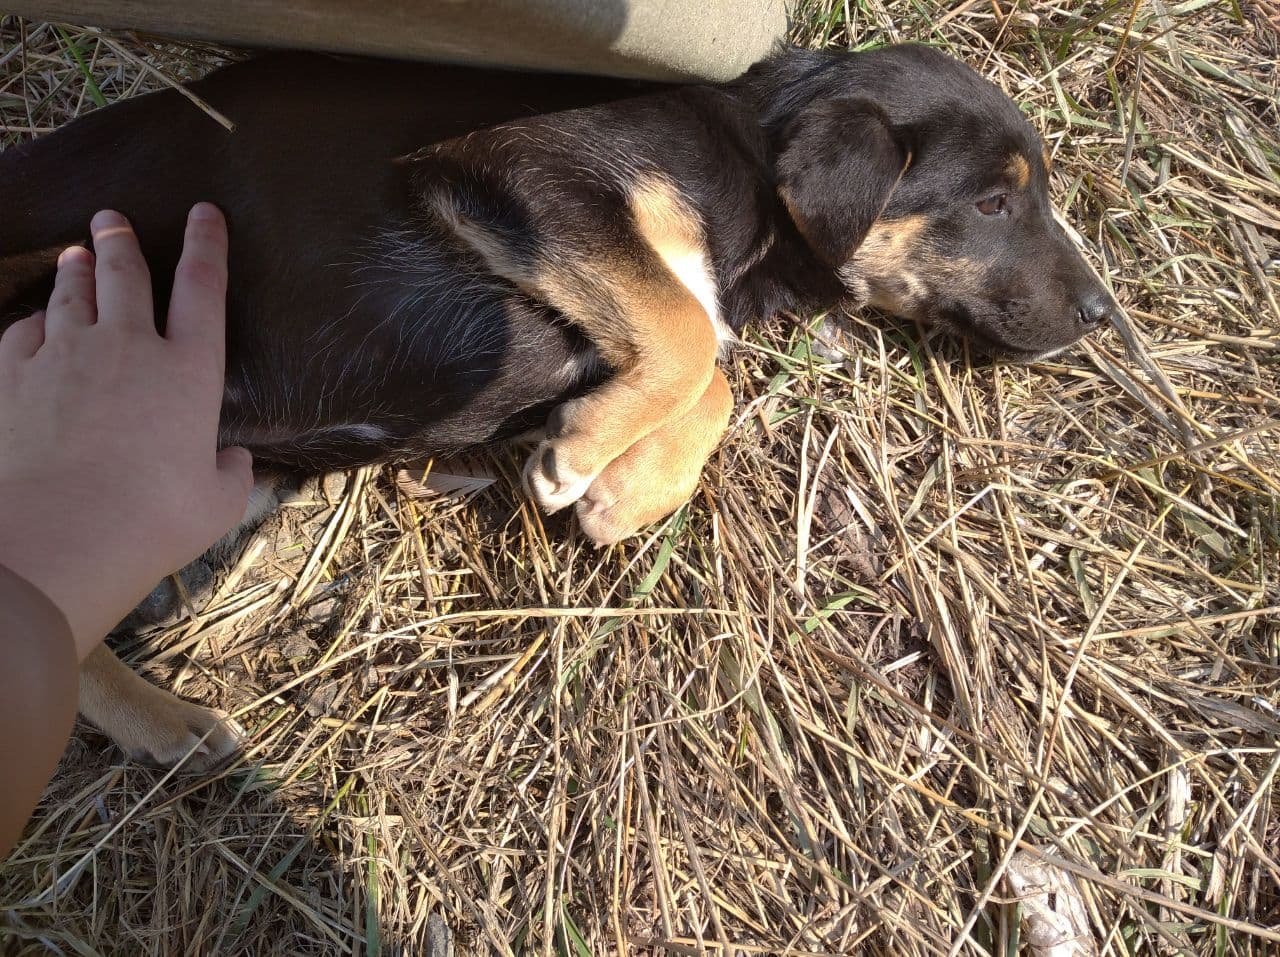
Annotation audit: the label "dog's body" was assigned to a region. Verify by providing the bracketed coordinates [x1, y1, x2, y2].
[0, 44, 1116, 769]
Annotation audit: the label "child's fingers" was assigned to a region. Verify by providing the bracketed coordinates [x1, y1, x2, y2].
[165, 204, 229, 369]
[90, 210, 154, 333]
[44, 246, 97, 336]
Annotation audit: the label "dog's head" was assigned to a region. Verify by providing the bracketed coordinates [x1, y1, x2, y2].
[760, 44, 1116, 358]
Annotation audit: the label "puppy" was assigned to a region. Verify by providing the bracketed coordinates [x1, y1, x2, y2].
[0, 43, 1116, 769]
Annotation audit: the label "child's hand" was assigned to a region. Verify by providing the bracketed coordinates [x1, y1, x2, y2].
[0, 204, 253, 659]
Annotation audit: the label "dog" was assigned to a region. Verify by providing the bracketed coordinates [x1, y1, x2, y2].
[0, 43, 1117, 770]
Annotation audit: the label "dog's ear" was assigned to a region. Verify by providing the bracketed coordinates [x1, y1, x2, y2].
[775, 98, 909, 267]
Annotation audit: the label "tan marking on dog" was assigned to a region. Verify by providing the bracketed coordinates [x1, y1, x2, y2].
[846, 214, 931, 311]
[1007, 154, 1031, 189]
[854, 214, 927, 268]
[629, 175, 730, 346]
[845, 216, 1002, 321]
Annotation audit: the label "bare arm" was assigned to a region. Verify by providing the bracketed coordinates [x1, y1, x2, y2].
[0, 563, 77, 858]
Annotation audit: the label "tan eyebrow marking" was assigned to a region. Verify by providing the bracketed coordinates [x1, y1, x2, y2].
[1006, 154, 1031, 189]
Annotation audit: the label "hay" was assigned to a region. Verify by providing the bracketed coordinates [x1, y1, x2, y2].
[1, 4, 1277, 954]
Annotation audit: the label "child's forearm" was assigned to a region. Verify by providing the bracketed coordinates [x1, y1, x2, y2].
[0, 561, 78, 859]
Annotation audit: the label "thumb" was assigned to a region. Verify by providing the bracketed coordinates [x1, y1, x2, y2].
[213, 445, 255, 522]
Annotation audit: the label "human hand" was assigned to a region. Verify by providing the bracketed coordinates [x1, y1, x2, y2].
[0, 204, 253, 659]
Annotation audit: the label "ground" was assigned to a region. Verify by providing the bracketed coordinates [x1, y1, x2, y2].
[0, 3, 1277, 955]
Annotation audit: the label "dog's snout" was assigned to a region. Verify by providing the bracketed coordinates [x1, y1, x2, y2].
[1075, 289, 1115, 330]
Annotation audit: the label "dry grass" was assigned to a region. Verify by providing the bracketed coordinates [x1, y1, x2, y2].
[1, 3, 1278, 954]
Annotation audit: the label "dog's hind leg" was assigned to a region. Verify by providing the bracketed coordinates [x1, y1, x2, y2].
[78, 644, 243, 772]
[75, 474, 287, 770]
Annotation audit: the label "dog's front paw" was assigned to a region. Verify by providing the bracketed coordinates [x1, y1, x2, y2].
[572, 369, 733, 546]
[574, 477, 640, 547]
[522, 397, 605, 513]
[573, 445, 700, 547]
[523, 437, 597, 513]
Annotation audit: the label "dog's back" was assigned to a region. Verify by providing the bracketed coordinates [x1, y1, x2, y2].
[0, 54, 650, 465]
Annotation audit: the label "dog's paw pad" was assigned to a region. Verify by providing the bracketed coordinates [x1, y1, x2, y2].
[524, 439, 594, 513]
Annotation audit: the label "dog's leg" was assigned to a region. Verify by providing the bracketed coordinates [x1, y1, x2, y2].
[574, 367, 732, 545]
[78, 644, 243, 771]
[526, 176, 723, 513]
[522, 255, 719, 515]
[73, 475, 286, 770]
[420, 167, 722, 516]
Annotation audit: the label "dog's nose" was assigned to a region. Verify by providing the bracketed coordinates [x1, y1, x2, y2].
[1076, 290, 1115, 330]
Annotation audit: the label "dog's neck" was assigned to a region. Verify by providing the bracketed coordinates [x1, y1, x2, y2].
[727, 46, 847, 138]
[718, 219, 846, 333]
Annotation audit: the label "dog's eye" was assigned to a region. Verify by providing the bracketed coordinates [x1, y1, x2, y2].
[976, 194, 1009, 216]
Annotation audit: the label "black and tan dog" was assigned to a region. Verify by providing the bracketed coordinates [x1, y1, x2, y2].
[0, 43, 1116, 769]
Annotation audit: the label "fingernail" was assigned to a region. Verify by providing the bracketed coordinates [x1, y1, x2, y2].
[190, 202, 222, 223]
[90, 209, 128, 232]
[57, 245, 90, 268]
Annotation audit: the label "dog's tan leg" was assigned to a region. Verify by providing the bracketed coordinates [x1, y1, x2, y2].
[525, 275, 719, 512]
[422, 164, 723, 515]
[574, 367, 732, 546]
[519, 176, 723, 511]
[74, 476, 282, 771]
[79, 644, 242, 771]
